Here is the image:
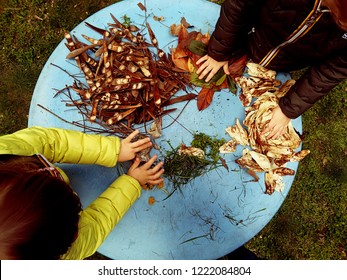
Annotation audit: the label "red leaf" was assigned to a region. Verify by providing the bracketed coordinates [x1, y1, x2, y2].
[189, 52, 203, 68]
[197, 87, 215, 111]
[228, 54, 248, 76]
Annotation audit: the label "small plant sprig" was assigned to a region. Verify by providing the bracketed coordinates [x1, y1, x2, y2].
[162, 132, 226, 194]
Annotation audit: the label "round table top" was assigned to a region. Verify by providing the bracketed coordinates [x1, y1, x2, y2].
[29, 0, 302, 260]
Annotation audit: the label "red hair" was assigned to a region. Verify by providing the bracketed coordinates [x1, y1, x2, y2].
[0, 156, 81, 259]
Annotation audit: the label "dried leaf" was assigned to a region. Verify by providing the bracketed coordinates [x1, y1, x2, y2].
[178, 144, 205, 159]
[187, 58, 195, 72]
[219, 157, 229, 171]
[149, 120, 162, 139]
[273, 167, 295, 176]
[137, 2, 146, 11]
[169, 23, 182, 36]
[156, 181, 164, 189]
[177, 24, 189, 44]
[180, 17, 192, 28]
[153, 15, 164, 22]
[247, 62, 277, 80]
[219, 140, 237, 153]
[148, 196, 156, 205]
[171, 50, 189, 71]
[197, 87, 215, 111]
[247, 169, 259, 182]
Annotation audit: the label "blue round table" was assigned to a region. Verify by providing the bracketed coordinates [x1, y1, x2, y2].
[28, 0, 302, 260]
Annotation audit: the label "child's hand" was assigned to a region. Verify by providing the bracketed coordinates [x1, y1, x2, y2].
[261, 106, 291, 139]
[196, 55, 229, 82]
[118, 130, 152, 162]
[127, 155, 164, 186]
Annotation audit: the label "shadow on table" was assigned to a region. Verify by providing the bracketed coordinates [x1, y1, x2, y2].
[87, 246, 262, 260]
[218, 246, 262, 260]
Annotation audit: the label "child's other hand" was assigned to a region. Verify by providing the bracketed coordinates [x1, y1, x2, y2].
[118, 130, 152, 162]
[261, 106, 291, 139]
[196, 55, 229, 82]
[127, 155, 164, 186]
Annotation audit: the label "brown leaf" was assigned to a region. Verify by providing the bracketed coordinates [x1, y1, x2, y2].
[163, 93, 197, 106]
[180, 17, 192, 28]
[137, 2, 146, 11]
[171, 48, 189, 71]
[170, 23, 182, 36]
[197, 87, 215, 111]
[148, 196, 156, 205]
[247, 169, 259, 182]
[219, 157, 229, 171]
[153, 15, 164, 22]
[177, 24, 189, 44]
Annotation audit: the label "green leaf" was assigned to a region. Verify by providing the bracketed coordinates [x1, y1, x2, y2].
[190, 71, 212, 88]
[209, 68, 226, 83]
[215, 74, 226, 86]
[188, 40, 208, 56]
[190, 68, 226, 88]
[227, 76, 237, 94]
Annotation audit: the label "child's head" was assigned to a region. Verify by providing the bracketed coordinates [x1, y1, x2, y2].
[0, 156, 82, 259]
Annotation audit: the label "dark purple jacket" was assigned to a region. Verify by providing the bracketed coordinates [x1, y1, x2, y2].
[208, 0, 347, 118]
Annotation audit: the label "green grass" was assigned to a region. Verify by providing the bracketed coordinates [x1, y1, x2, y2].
[0, 0, 346, 260]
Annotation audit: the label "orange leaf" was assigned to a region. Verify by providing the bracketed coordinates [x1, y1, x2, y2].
[172, 57, 189, 72]
[171, 48, 189, 71]
[195, 32, 210, 44]
[171, 46, 188, 59]
[197, 87, 215, 111]
[177, 24, 189, 44]
[200, 33, 210, 45]
[148, 196, 156, 205]
[156, 181, 164, 189]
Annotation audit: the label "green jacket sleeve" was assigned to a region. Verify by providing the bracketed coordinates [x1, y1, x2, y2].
[61, 174, 142, 260]
[0, 126, 120, 167]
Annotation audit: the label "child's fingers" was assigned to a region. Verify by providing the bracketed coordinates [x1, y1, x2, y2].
[265, 124, 280, 139]
[129, 157, 141, 171]
[132, 137, 152, 149]
[148, 162, 164, 174]
[142, 155, 158, 169]
[125, 129, 140, 142]
[223, 63, 230, 75]
[152, 168, 165, 178]
[261, 126, 270, 135]
[147, 178, 164, 186]
[261, 120, 273, 135]
[267, 127, 285, 140]
[205, 71, 215, 82]
[196, 54, 208, 65]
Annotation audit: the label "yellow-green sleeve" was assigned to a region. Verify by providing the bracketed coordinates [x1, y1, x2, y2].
[61, 174, 141, 260]
[0, 126, 120, 167]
